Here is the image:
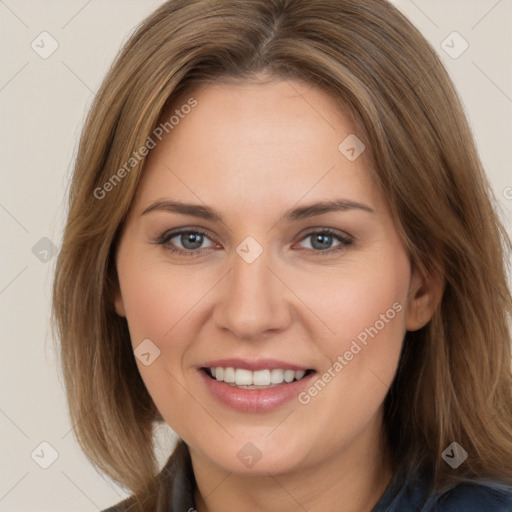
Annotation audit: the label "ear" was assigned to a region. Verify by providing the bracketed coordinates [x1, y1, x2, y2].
[114, 288, 126, 317]
[406, 263, 445, 331]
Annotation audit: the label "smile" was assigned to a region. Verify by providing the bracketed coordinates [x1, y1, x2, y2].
[198, 366, 317, 412]
[204, 367, 313, 388]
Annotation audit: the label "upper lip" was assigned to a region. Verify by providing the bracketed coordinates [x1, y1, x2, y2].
[200, 358, 312, 372]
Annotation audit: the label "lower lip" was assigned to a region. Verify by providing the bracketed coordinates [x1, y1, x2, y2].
[198, 369, 316, 413]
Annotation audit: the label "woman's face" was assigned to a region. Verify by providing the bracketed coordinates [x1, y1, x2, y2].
[114, 76, 429, 476]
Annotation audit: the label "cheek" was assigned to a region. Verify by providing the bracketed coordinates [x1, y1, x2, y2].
[295, 249, 410, 432]
[117, 250, 204, 347]
[294, 247, 410, 356]
[116, 251, 209, 434]
[329, 269, 408, 361]
[330, 251, 410, 379]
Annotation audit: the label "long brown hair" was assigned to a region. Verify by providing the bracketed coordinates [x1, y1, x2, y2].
[52, 0, 512, 509]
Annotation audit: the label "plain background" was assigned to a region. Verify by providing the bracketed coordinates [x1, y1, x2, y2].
[1, 0, 511, 510]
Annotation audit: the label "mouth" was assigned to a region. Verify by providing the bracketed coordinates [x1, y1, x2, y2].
[201, 366, 316, 390]
[197, 357, 318, 412]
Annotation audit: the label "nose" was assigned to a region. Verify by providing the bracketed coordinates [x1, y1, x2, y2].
[212, 243, 292, 341]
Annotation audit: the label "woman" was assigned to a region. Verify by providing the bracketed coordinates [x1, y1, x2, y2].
[52, 0, 512, 511]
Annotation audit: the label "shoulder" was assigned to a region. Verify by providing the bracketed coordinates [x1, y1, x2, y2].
[373, 464, 512, 512]
[431, 481, 512, 511]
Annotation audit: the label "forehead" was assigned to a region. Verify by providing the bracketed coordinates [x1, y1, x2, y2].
[131, 78, 383, 218]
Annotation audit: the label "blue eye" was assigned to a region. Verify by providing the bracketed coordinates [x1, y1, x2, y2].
[298, 229, 353, 253]
[154, 228, 353, 256]
[155, 229, 216, 255]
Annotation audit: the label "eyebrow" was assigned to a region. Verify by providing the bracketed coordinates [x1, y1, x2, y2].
[141, 199, 375, 222]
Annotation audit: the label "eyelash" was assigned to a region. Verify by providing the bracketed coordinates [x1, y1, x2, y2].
[153, 228, 354, 257]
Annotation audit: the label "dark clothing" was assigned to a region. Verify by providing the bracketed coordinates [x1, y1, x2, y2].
[103, 440, 512, 512]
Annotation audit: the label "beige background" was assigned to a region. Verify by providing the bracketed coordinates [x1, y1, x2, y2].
[1, 0, 511, 510]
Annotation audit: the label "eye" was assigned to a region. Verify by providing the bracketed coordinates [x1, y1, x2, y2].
[154, 227, 353, 257]
[296, 229, 353, 254]
[155, 229, 217, 255]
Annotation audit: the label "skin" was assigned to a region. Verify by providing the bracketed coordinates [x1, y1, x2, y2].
[114, 74, 444, 512]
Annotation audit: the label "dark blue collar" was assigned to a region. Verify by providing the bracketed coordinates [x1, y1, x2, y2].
[156, 440, 512, 512]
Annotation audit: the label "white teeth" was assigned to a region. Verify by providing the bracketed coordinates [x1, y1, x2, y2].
[234, 368, 252, 385]
[223, 367, 236, 383]
[208, 367, 309, 386]
[284, 370, 295, 383]
[294, 370, 306, 380]
[270, 369, 284, 384]
[252, 370, 271, 386]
